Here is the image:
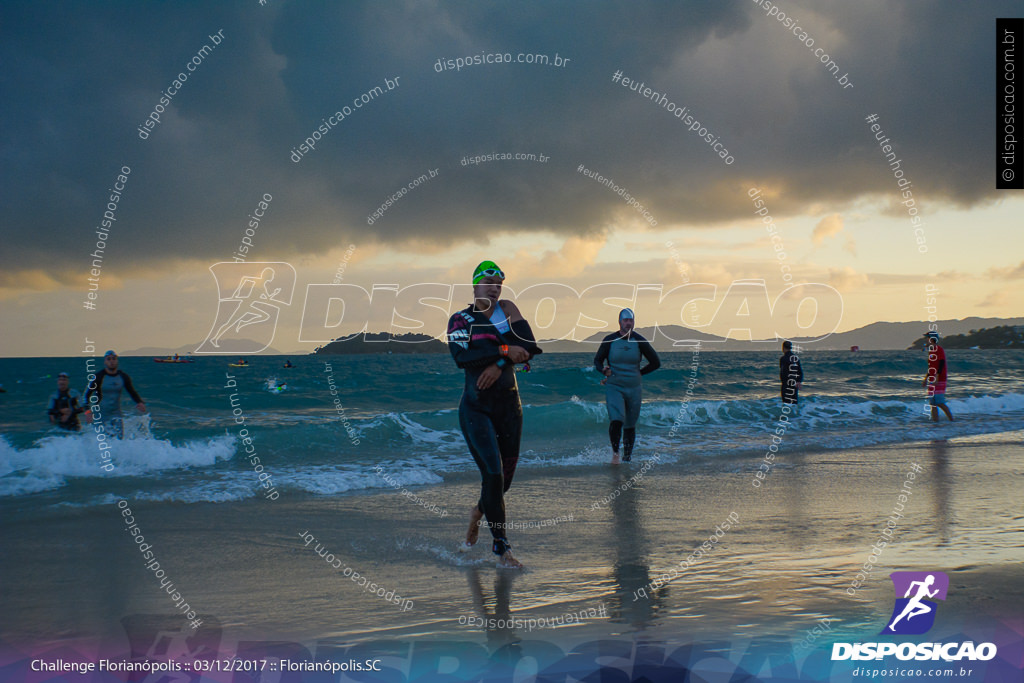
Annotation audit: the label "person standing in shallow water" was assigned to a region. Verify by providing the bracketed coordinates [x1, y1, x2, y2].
[84, 350, 146, 438]
[780, 341, 804, 413]
[593, 308, 660, 464]
[446, 261, 541, 569]
[923, 332, 954, 422]
[47, 372, 85, 431]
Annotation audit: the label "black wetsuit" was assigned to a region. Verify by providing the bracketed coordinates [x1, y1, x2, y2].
[447, 303, 541, 555]
[780, 350, 803, 404]
[84, 369, 143, 438]
[47, 388, 84, 431]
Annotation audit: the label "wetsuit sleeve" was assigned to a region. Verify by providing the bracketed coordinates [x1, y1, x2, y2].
[47, 393, 59, 417]
[508, 319, 543, 358]
[637, 337, 661, 375]
[84, 372, 102, 405]
[780, 356, 786, 382]
[795, 357, 804, 383]
[122, 372, 143, 404]
[593, 337, 611, 372]
[447, 312, 502, 370]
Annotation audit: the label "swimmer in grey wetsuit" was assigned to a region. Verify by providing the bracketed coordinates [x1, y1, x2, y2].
[593, 308, 660, 464]
[84, 350, 147, 438]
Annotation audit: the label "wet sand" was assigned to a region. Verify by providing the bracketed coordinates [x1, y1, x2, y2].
[1, 431, 1022, 678]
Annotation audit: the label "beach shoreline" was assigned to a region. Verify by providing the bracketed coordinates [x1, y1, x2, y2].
[2, 431, 1021, 658]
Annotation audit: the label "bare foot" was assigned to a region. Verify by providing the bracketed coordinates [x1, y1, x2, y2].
[611, 450, 620, 465]
[497, 550, 524, 569]
[462, 505, 483, 549]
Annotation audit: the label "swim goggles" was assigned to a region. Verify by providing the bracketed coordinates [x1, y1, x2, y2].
[472, 260, 506, 284]
[476, 268, 504, 280]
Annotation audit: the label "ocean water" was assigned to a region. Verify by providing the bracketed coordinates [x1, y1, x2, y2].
[1, 350, 1022, 513]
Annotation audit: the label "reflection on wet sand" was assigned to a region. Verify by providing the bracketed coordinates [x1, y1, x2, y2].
[607, 464, 664, 628]
[928, 439, 952, 545]
[464, 567, 521, 654]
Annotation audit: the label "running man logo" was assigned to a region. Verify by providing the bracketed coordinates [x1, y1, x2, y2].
[196, 262, 296, 354]
[881, 571, 949, 635]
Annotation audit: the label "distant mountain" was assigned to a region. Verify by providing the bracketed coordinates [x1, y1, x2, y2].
[907, 325, 1024, 350]
[808, 317, 1024, 351]
[540, 317, 1024, 352]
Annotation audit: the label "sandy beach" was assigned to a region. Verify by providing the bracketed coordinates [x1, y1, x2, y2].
[3, 430, 1021, 679]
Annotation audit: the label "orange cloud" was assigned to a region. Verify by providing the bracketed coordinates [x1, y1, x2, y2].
[828, 266, 871, 290]
[812, 213, 844, 245]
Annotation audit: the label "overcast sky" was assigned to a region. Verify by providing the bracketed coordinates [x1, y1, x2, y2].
[1, 0, 1021, 356]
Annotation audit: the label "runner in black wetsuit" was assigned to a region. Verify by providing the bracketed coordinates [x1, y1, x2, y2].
[84, 350, 146, 438]
[47, 372, 85, 431]
[447, 261, 542, 569]
[780, 340, 803, 411]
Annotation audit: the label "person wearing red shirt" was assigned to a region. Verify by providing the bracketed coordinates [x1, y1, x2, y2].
[923, 332, 954, 422]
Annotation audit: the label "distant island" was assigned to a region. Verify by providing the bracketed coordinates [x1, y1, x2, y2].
[907, 325, 1024, 350]
[314, 332, 447, 355]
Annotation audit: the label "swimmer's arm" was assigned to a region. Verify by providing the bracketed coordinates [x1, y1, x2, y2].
[122, 373, 144, 405]
[121, 373, 146, 412]
[499, 301, 541, 359]
[476, 364, 502, 390]
[637, 336, 661, 375]
[447, 315, 502, 369]
[451, 346, 504, 369]
[593, 338, 611, 373]
[83, 376, 99, 404]
[507, 319, 542, 359]
[499, 299, 524, 323]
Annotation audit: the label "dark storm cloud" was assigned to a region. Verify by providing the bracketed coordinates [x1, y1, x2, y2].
[0, 0, 1016, 281]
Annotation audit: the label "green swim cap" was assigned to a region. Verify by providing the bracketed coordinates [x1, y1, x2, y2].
[472, 260, 505, 285]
